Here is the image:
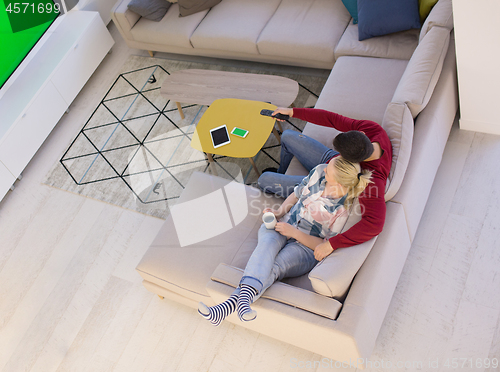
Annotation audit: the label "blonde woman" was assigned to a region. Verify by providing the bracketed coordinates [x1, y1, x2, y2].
[199, 156, 372, 326]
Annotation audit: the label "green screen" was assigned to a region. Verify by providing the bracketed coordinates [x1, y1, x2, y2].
[0, 1, 59, 89]
[232, 127, 248, 137]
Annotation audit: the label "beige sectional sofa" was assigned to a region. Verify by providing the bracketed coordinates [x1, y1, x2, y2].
[114, 0, 459, 366]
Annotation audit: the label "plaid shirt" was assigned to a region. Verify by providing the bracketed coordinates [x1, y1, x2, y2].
[283, 164, 349, 240]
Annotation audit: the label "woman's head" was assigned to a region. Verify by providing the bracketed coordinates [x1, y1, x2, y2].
[326, 156, 373, 206]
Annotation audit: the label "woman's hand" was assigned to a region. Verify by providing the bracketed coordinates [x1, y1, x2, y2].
[314, 241, 334, 261]
[274, 222, 298, 239]
[263, 207, 284, 219]
[272, 107, 293, 121]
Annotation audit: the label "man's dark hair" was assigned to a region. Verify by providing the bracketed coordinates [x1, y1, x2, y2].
[333, 131, 374, 163]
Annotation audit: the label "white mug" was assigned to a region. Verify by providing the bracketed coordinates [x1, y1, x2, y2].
[262, 212, 277, 229]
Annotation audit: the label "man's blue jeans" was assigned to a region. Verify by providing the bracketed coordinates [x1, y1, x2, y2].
[239, 224, 319, 301]
[258, 130, 338, 198]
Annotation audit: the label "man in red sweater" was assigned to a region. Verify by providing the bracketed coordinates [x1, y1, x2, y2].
[257, 107, 392, 260]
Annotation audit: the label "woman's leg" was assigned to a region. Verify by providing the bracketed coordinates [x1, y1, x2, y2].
[237, 240, 319, 322]
[200, 225, 286, 324]
[198, 288, 239, 326]
[239, 224, 287, 293]
[254, 240, 319, 302]
[237, 224, 287, 321]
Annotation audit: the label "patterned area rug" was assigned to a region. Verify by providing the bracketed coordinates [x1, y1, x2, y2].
[43, 56, 328, 219]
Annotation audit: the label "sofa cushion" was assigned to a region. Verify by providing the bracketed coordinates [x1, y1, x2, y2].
[313, 56, 409, 125]
[419, 0, 453, 42]
[357, 0, 421, 41]
[341, 0, 358, 23]
[130, 4, 207, 48]
[190, 0, 282, 55]
[419, 0, 438, 22]
[382, 102, 414, 201]
[210, 263, 343, 320]
[257, 0, 351, 65]
[392, 26, 450, 118]
[308, 199, 377, 299]
[335, 20, 419, 60]
[178, 0, 221, 17]
[128, 0, 171, 21]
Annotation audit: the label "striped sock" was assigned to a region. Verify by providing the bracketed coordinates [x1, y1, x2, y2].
[237, 284, 258, 322]
[198, 293, 238, 326]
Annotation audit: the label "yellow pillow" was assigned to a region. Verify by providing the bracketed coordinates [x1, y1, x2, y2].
[419, 0, 439, 22]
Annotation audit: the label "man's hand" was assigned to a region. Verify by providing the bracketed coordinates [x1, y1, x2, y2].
[274, 222, 297, 239]
[272, 107, 293, 121]
[314, 241, 334, 261]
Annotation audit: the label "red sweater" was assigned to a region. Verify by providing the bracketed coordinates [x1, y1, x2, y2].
[293, 108, 392, 250]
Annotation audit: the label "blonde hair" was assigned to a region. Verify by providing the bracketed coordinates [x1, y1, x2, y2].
[331, 156, 373, 207]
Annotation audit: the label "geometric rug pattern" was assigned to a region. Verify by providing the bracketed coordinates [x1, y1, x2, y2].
[44, 56, 329, 219]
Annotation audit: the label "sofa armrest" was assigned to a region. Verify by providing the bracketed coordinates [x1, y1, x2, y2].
[111, 0, 141, 41]
[309, 236, 377, 300]
[210, 263, 343, 320]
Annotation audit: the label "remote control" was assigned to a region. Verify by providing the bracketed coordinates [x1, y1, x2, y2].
[260, 109, 290, 121]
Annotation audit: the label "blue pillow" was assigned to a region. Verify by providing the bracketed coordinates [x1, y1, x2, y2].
[342, 0, 358, 24]
[357, 0, 421, 41]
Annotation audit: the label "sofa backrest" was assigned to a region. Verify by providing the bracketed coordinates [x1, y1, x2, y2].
[419, 0, 454, 43]
[392, 26, 451, 118]
[383, 24, 451, 200]
[382, 102, 414, 201]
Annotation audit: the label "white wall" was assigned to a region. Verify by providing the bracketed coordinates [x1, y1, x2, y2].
[452, 0, 500, 134]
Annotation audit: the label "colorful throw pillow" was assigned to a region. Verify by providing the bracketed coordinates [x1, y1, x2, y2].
[178, 0, 221, 17]
[419, 0, 439, 22]
[342, 0, 358, 24]
[357, 0, 421, 41]
[127, 0, 171, 22]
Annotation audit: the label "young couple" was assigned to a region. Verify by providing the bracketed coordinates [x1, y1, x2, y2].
[198, 107, 392, 326]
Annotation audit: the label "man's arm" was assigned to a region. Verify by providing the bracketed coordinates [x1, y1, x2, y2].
[328, 188, 386, 250]
[292, 108, 360, 132]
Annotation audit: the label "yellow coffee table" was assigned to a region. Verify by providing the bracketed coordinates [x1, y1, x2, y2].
[190, 99, 279, 176]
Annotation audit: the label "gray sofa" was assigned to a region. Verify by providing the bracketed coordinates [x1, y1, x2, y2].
[116, 0, 459, 366]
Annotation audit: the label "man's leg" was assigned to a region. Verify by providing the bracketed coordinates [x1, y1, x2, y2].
[257, 173, 304, 198]
[277, 130, 338, 173]
[258, 130, 338, 198]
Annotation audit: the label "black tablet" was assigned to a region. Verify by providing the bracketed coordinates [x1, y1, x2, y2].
[210, 125, 231, 148]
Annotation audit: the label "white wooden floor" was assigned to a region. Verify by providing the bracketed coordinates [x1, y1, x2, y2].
[0, 21, 499, 372]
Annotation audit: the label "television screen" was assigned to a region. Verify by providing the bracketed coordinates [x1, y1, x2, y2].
[0, 1, 61, 89]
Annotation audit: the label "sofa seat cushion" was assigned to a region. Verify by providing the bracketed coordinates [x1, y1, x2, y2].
[135, 172, 283, 302]
[314, 56, 409, 125]
[130, 4, 207, 48]
[335, 21, 419, 60]
[257, 0, 351, 65]
[190, 0, 282, 55]
[210, 263, 343, 320]
[392, 26, 450, 117]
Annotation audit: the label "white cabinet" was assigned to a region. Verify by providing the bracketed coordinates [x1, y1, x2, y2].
[0, 11, 114, 201]
[0, 161, 16, 199]
[0, 81, 68, 177]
